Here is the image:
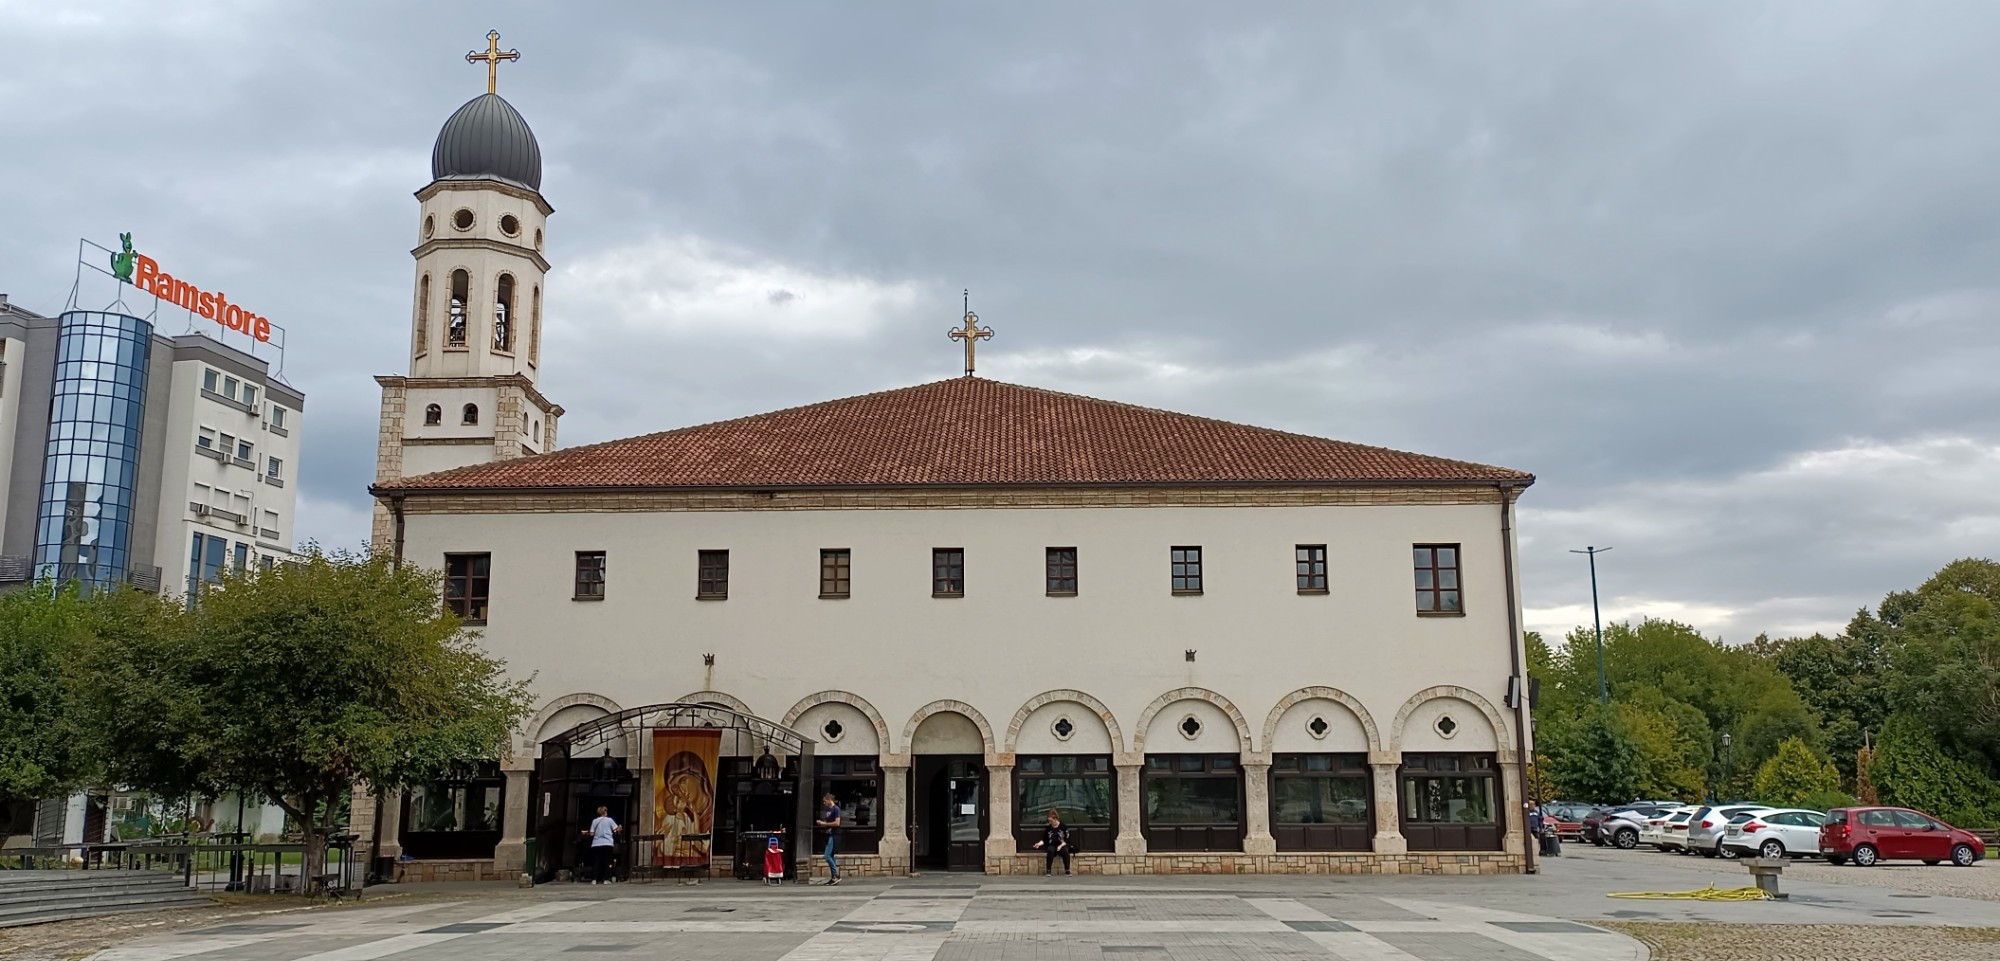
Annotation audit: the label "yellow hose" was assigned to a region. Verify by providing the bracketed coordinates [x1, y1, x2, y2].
[1606, 884, 1772, 901]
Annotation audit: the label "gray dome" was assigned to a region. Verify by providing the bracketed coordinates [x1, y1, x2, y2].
[431, 93, 542, 191]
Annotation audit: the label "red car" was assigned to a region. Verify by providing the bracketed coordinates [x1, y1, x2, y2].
[1818, 807, 1986, 867]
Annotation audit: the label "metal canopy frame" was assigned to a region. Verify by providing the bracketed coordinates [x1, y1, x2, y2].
[536, 703, 818, 882]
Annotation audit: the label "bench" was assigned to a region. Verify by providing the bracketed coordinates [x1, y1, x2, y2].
[1741, 857, 1788, 899]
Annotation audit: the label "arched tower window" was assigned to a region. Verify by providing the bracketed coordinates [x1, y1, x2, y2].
[462, 403, 480, 425]
[447, 270, 470, 347]
[424, 404, 441, 426]
[493, 274, 515, 352]
[415, 273, 431, 354]
[529, 285, 542, 365]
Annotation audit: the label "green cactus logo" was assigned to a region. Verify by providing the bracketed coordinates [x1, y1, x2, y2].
[110, 232, 136, 283]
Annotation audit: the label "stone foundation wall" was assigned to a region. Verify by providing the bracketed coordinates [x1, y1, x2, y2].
[984, 852, 1522, 876]
[392, 850, 1520, 883]
[397, 858, 505, 883]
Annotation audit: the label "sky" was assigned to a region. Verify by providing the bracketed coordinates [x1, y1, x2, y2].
[2, 1, 1995, 645]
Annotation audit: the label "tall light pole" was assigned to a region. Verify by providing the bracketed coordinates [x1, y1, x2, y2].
[1569, 546, 1612, 706]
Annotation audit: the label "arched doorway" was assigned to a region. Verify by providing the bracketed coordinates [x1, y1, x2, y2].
[535, 703, 815, 883]
[908, 709, 989, 872]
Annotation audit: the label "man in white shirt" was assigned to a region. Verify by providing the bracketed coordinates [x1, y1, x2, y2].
[580, 806, 621, 884]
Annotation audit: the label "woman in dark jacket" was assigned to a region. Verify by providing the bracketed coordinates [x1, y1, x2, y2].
[1032, 808, 1072, 876]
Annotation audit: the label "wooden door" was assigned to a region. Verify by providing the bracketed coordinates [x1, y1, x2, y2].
[944, 760, 985, 871]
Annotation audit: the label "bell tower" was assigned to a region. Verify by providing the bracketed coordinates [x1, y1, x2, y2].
[373, 32, 563, 549]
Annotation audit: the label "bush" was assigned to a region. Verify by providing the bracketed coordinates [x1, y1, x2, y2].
[1794, 788, 1857, 813]
[1751, 737, 1840, 808]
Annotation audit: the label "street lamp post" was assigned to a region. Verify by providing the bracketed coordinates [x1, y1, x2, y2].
[1569, 546, 1612, 706]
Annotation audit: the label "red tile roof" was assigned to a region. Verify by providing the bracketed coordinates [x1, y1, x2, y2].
[377, 378, 1532, 492]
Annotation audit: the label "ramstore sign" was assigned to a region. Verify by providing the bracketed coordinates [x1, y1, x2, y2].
[109, 233, 274, 342]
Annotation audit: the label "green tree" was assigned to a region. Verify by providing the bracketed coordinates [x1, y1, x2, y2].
[1751, 736, 1839, 807]
[1749, 626, 1886, 781]
[1868, 713, 2000, 828]
[0, 586, 100, 804]
[1882, 560, 2000, 773]
[84, 548, 535, 891]
[1544, 708, 1644, 803]
[1614, 690, 1710, 801]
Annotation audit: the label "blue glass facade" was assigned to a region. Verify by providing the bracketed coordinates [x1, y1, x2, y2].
[33, 311, 153, 588]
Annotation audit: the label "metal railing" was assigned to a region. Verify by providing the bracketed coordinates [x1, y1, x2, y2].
[8, 835, 366, 896]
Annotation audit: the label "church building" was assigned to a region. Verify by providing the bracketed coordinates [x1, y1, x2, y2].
[359, 40, 1538, 881]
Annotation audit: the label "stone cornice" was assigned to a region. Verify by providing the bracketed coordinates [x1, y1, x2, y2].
[410, 237, 551, 273]
[374, 374, 561, 415]
[415, 178, 554, 216]
[379, 483, 1514, 514]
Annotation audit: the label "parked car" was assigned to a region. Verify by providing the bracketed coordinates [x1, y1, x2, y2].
[1640, 806, 1699, 852]
[1589, 805, 1665, 849]
[1820, 807, 1988, 867]
[1687, 804, 1776, 858]
[1721, 808, 1827, 859]
[1542, 802, 1591, 840]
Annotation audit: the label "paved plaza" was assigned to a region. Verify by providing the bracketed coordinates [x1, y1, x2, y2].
[41, 847, 2000, 961]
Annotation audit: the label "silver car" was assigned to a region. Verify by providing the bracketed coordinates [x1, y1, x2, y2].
[1688, 804, 1776, 857]
[1722, 808, 1828, 859]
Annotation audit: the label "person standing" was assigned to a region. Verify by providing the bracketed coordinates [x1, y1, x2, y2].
[1032, 809, 1072, 876]
[814, 793, 842, 885]
[580, 805, 621, 884]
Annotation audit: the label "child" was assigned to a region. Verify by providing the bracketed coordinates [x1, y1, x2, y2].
[764, 834, 786, 885]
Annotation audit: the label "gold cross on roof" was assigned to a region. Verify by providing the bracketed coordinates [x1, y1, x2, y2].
[947, 291, 994, 377]
[466, 30, 520, 95]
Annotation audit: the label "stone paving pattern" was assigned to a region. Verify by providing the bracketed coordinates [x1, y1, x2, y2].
[1604, 922, 2000, 961]
[82, 883, 1640, 961]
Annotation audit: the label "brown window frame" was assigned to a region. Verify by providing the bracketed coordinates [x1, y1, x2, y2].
[813, 756, 883, 854]
[697, 549, 729, 600]
[1296, 544, 1328, 594]
[1414, 544, 1463, 615]
[573, 550, 605, 600]
[932, 548, 965, 597]
[443, 552, 490, 625]
[1269, 752, 1370, 851]
[819, 548, 851, 598]
[1046, 546, 1078, 596]
[1013, 754, 1114, 852]
[1170, 546, 1203, 595]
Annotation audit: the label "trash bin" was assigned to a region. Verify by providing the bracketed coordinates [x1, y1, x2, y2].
[523, 838, 538, 884]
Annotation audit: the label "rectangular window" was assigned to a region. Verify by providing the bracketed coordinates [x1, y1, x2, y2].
[1014, 754, 1113, 852]
[814, 756, 883, 854]
[1399, 752, 1500, 851]
[932, 548, 964, 597]
[236, 440, 253, 461]
[819, 548, 850, 598]
[444, 553, 491, 624]
[222, 376, 238, 401]
[1296, 545, 1328, 593]
[197, 428, 216, 449]
[1142, 753, 1241, 852]
[242, 385, 257, 407]
[233, 542, 249, 572]
[1045, 547, 1077, 595]
[266, 456, 283, 479]
[1170, 546, 1203, 594]
[260, 555, 274, 572]
[219, 432, 234, 453]
[271, 406, 287, 428]
[1413, 544, 1462, 614]
[1270, 753, 1370, 852]
[697, 550, 729, 599]
[574, 551, 606, 599]
[202, 369, 219, 392]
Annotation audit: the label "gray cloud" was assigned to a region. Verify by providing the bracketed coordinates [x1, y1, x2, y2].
[3, 1, 1995, 643]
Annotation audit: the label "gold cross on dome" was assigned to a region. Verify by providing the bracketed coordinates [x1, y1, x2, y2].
[948, 291, 994, 377]
[466, 30, 520, 95]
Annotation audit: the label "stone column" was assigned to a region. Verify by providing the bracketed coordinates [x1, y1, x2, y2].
[1114, 763, 1147, 855]
[984, 760, 1016, 868]
[1499, 754, 1526, 856]
[1242, 761, 1276, 855]
[878, 758, 911, 873]
[493, 769, 532, 875]
[375, 788, 404, 859]
[1368, 751, 1406, 854]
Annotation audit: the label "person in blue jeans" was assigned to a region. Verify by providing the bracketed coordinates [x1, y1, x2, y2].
[814, 793, 842, 885]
